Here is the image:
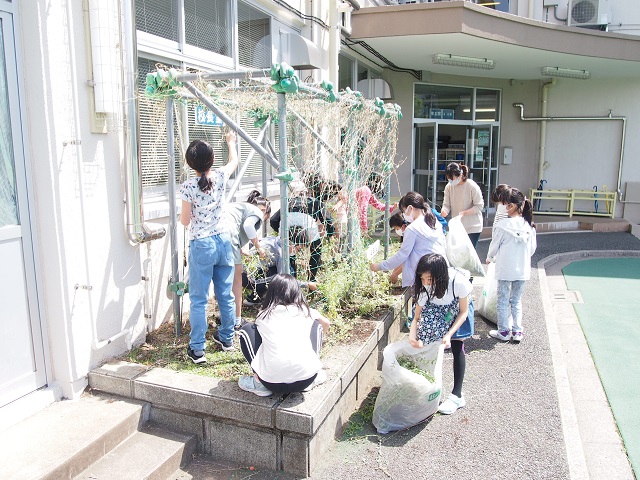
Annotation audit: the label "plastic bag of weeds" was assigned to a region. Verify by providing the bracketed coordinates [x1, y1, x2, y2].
[445, 217, 485, 277]
[372, 340, 444, 434]
[476, 262, 498, 323]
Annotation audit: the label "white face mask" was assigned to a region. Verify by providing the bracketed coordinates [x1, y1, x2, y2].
[395, 229, 404, 237]
[448, 177, 461, 186]
[402, 207, 414, 223]
[497, 203, 508, 214]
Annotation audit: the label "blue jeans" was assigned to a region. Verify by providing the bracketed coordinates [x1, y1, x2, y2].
[188, 234, 235, 350]
[497, 280, 526, 334]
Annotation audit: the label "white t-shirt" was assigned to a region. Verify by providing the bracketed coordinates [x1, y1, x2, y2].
[178, 170, 228, 239]
[252, 305, 323, 383]
[417, 268, 472, 307]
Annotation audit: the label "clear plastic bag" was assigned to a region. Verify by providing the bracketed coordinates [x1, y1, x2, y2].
[476, 262, 497, 323]
[372, 340, 444, 434]
[445, 217, 485, 277]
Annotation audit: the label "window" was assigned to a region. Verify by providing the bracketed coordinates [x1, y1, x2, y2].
[136, 0, 179, 42]
[414, 84, 473, 121]
[238, 2, 271, 69]
[338, 54, 354, 91]
[184, 0, 231, 56]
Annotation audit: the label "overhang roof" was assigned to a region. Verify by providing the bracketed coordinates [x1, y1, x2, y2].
[350, 1, 640, 80]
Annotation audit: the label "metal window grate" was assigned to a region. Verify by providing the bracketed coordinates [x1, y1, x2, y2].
[238, 2, 271, 69]
[135, 0, 179, 42]
[184, 0, 231, 56]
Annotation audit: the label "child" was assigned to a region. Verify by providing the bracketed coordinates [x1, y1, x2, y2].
[355, 173, 395, 233]
[223, 190, 271, 329]
[237, 274, 330, 397]
[409, 253, 472, 415]
[491, 184, 511, 232]
[242, 227, 317, 304]
[486, 188, 537, 343]
[370, 192, 446, 289]
[388, 212, 408, 285]
[180, 131, 238, 363]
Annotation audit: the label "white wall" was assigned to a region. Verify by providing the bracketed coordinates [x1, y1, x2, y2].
[18, 0, 175, 399]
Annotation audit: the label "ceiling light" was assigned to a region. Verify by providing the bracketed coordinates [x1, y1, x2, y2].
[432, 54, 495, 70]
[462, 108, 496, 113]
[541, 66, 591, 79]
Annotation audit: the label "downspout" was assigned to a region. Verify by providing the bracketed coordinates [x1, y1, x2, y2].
[121, 0, 165, 244]
[528, 0, 535, 19]
[539, 79, 555, 183]
[513, 103, 627, 200]
[329, 0, 340, 86]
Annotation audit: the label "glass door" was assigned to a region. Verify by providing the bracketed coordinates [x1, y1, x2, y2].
[466, 124, 499, 218]
[413, 122, 440, 207]
[0, 11, 46, 407]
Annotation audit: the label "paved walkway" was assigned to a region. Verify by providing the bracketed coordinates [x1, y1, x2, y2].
[306, 231, 640, 480]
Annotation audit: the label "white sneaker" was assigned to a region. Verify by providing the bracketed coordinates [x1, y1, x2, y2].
[302, 369, 327, 392]
[438, 393, 466, 415]
[238, 375, 272, 397]
[489, 329, 512, 342]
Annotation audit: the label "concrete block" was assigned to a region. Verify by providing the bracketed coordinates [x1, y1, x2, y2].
[88, 361, 149, 398]
[281, 433, 310, 476]
[339, 328, 379, 395]
[150, 406, 207, 452]
[356, 351, 379, 400]
[133, 368, 278, 428]
[208, 420, 279, 470]
[307, 375, 358, 475]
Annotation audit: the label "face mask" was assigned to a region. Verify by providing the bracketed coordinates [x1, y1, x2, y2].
[448, 178, 461, 186]
[395, 229, 404, 237]
[402, 206, 414, 223]
[497, 203, 508, 214]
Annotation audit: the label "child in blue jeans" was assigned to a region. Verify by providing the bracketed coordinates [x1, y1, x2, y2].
[486, 188, 537, 343]
[180, 131, 238, 363]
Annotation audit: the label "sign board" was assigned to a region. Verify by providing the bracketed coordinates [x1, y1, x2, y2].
[195, 106, 224, 126]
[366, 240, 380, 260]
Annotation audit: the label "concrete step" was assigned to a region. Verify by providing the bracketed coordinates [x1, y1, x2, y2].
[0, 392, 147, 480]
[168, 454, 298, 480]
[74, 422, 196, 480]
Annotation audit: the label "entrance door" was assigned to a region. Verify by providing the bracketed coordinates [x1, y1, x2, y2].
[413, 122, 440, 206]
[0, 11, 46, 407]
[466, 124, 499, 218]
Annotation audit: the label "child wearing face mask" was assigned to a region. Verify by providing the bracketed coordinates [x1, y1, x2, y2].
[440, 163, 484, 248]
[491, 184, 511, 233]
[370, 192, 446, 290]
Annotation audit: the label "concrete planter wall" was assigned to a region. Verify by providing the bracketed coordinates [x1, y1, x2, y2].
[89, 301, 405, 477]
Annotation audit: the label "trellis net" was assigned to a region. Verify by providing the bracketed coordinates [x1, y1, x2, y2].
[142, 64, 402, 287]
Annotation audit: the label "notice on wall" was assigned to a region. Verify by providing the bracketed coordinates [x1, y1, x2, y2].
[478, 130, 490, 147]
[475, 147, 484, 165]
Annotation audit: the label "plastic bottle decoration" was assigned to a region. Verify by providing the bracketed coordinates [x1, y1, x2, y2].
[270, 62, 300, 94]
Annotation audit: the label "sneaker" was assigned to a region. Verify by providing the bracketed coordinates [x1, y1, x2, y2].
[511, 331, 523, 344]
[187, 347, 207, 364]
[238, 375, 273, 397]
[489, 329, 512, 342]
[302, 369, 328, 392]
[212, 330, 235, 351]
[438, 393, 466, 415]
[242, 296, 261, 307]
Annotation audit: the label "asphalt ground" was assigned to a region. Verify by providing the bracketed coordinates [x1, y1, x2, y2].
[307, 231, 640, 480]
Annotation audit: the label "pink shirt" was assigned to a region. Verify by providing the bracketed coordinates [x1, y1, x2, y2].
[355, 186, 392, 231]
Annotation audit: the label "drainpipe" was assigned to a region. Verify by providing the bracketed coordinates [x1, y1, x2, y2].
[539, 78, 555, 183]
[121, 0, 165, 244]
[512, 103, 627, 200]
[528, 0, 535, 19]
[329, 0, 340, 86]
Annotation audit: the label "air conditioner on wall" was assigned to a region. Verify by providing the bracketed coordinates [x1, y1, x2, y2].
[568, 0, 610, 27]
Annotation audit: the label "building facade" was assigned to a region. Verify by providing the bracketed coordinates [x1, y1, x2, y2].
[1, 0, 639, 421]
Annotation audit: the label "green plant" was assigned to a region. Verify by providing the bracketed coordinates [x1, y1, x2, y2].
[397, 355, 435, 383]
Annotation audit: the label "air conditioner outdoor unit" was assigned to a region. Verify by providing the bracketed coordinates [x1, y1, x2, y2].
[568, 0, 610, 27]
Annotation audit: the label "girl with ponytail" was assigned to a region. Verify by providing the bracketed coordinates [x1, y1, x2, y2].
[441, 163, 484, 248]
[485, 187, 537, 344]
[179, 131, 239, 363]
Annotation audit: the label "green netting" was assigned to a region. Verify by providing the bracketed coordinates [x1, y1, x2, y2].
[144, 64, 402, 278]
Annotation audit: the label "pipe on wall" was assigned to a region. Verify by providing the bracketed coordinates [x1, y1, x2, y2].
[121, 0, 165, 244]
[538, 79, 555, 183]
[512, 103, 627, 200]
